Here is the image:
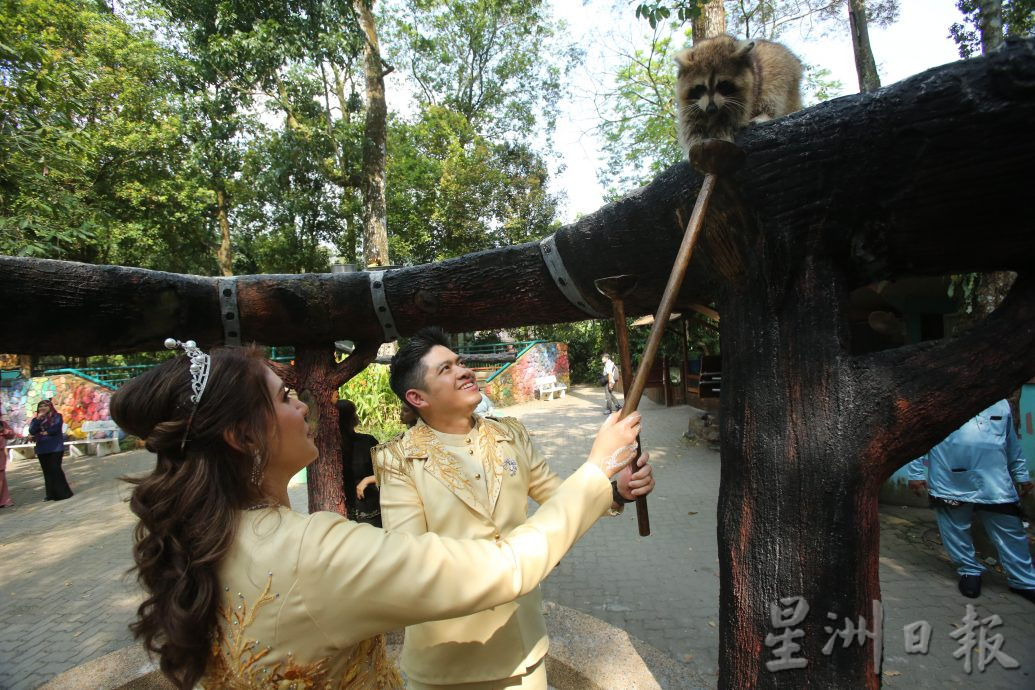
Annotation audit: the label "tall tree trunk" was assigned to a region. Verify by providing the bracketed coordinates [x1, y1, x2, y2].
[715, 198, 884, 686]
[709, 163, 1035, 687]
[333, 61, 366, 264]
[848, 0, 881, 92]
[294, 347, 348, 515]
[277, 342, 379, 515]
[692, 0, 726, 43]
[330, 62, 352, 127]
[216, 187, 233, 276]
[976, 0, 1005, 52]
[354, 0, 390, 268]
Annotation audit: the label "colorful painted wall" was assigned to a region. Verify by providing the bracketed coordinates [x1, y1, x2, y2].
[0, 374, 114, 440]
[485, 342, 569, 407]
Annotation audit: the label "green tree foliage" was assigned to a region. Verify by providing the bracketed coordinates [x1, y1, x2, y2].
[634, 0, 703, 28]
[377, 0, 577, 263]
[338, 363, 405, 440]
[386, 105, 560, 264]
[382, 0, 578, 140]
[595, 27, 687, 198]
[0, 0, 214, 270]
[145, 0, 366, 274]
[234, 125, 340, 274]
[950, 0, 1035, 58]
[633, 1, 900, 40]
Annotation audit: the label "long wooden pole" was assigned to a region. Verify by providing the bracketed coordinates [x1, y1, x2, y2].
[621, 140, 744, 412]
[620, 174, 714, 411]
[600, 282, 650, 535]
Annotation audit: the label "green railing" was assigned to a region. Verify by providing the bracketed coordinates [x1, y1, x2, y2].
[457, 340, 537, 356]
[41, 364, 157, 389]
[455, 340, 542, 382]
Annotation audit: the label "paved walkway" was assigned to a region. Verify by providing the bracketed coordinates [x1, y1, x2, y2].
[1, 386, 1033, 689]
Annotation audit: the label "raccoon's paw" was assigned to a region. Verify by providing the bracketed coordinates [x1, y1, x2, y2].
[749, 114, 772, 124]
[679, 134, 704, 156]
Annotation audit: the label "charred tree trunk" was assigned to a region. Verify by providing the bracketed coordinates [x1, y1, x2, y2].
[709, 179, 886, 687]
[711, 176, 1035, 688]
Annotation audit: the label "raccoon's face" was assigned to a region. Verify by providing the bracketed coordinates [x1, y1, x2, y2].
[680, 71, 748, 120]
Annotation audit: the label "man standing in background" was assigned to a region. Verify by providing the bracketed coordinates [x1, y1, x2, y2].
[908, 399, 1035, 603]
[601, 352, 621, 414]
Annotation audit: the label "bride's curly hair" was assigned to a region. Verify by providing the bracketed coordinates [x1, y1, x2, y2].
[112, 347, 276, 689]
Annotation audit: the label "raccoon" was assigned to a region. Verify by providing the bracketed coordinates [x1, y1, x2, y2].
[674, 34, 803, 153]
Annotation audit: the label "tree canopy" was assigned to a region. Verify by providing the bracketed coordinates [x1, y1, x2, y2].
[0, 0, 214, 270]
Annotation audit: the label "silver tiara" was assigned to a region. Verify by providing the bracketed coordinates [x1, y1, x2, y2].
[164, 338, 211, 405]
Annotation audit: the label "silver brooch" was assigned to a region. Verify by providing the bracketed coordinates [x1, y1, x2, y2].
[503, 457, 518, 476]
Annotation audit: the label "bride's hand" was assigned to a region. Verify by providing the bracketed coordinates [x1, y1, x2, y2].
[587, 411, 642, 478]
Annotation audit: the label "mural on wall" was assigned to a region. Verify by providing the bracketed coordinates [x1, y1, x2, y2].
[486, 342, 569, 407]
[0, 374, 114, 440]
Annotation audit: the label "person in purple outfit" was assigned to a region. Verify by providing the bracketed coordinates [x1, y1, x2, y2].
[28, 399, 73, 501]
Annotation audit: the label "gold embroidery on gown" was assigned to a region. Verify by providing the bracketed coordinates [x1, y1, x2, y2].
[202, 574, 403, 689]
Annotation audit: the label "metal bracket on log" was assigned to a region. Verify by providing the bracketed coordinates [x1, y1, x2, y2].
[539, 235, 606, 318]
[217, 278, 242, 346]
[368, 270, 399, 342]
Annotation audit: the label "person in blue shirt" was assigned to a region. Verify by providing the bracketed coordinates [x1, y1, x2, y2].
[473, 389, 496, 417]
[908, 399, 1035, 603]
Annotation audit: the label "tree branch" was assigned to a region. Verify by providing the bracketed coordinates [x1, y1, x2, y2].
[854, 272, 1035, 481]
[330, 339, 380, 389]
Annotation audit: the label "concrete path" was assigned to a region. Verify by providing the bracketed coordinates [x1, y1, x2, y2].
[1, 386, 1033, 689]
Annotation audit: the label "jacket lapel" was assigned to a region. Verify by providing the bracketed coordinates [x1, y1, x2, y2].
[477, 417, 511, 515]
[404, 422, 493, 522]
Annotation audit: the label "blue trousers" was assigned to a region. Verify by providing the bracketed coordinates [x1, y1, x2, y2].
[935, 504, 1035, 589]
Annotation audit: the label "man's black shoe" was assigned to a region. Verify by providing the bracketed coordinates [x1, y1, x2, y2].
[958, 574, 982, 598]
[1008, 587, 1035, 604]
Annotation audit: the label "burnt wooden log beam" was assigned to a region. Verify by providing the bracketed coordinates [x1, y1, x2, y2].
[1, 41, 1034, 356]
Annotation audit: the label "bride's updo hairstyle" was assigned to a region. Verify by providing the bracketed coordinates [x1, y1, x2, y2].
[111, 347, 276, 690]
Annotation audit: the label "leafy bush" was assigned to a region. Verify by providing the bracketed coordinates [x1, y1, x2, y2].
[338, 364, 405, 442]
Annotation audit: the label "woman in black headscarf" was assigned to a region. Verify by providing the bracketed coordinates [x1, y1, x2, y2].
[337, 399, 382, 527]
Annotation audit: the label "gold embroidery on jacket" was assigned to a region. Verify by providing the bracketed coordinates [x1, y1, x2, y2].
[477, 420, 504, 507]
[375, 417, 512, 495]
[202, 574, 403, 689]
